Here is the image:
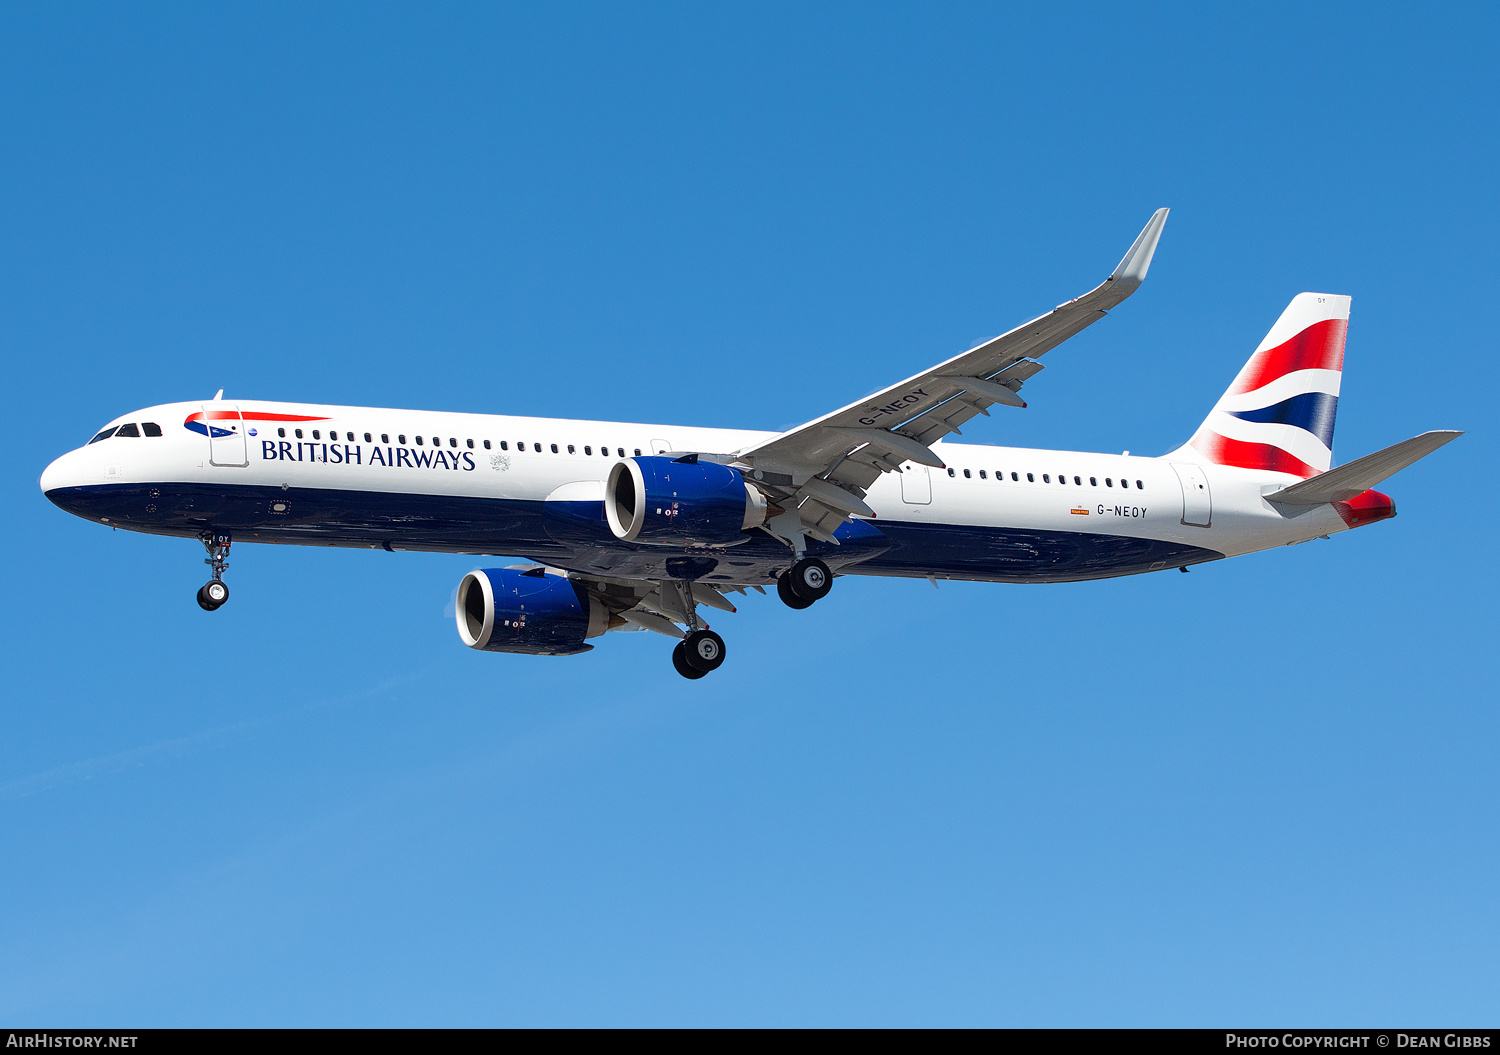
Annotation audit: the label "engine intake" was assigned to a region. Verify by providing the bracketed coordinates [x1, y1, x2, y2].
[456, 567, 607, 656]
[605, 456, 766, 547]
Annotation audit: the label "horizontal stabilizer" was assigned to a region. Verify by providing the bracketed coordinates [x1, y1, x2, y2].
[1266, 430, 1462, 506]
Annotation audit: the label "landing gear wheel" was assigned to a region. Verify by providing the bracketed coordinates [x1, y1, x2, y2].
[197, 580, 229, 611]
[777, 574, 815, 610]
[682, 629, 725, 672]
[672, 642, 708, 679]
[787, 557, 832, 602]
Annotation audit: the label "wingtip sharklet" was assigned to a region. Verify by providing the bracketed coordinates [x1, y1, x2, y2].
[1109, 207, 1170, 292]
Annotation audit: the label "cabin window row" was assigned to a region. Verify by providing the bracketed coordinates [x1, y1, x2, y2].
[944, 466, 1145, 489]
[274, 427, 644, 459]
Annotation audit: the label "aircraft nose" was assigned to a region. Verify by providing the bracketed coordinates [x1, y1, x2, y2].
[40, 449, 86, 498]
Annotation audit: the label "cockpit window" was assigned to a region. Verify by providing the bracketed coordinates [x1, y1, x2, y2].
[142, 422, 162, 437]
[88, 427, 117, 444]
[115, 423, 140, 437]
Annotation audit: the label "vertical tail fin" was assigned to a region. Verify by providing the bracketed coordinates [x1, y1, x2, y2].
[1173, 293, 1350, 478]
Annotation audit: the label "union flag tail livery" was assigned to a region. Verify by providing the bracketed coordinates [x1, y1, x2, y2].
[38, 210, 1463, 679]
[1178, 293, 1350, 479]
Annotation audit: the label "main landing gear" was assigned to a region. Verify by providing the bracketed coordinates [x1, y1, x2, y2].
[197, 531, 231, 612]
[663, 580, 728, 680]
[777, 557, 832, 610]
[672, 629, 726, 680]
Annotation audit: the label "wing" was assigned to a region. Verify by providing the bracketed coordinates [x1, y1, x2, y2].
[533, 565, 755, 638]
[733, 208, 1170, 543]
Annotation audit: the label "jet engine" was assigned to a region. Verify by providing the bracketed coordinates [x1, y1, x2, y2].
[604, 456, 767, 546]
[455, 567, 608, 656]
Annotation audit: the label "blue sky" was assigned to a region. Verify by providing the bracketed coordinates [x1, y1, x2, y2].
[1, 3, 1495, 1026]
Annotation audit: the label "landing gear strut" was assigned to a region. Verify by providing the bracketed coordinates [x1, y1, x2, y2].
[664, 581, 728, 679]
[197, 531, 231, 611]
[778, 557, 831, 609]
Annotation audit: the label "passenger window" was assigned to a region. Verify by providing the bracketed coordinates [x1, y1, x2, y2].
[312, 430, 320, 440]
[1090, 477, 1097, 486]
[278, 428, 286, 438]
[398, 435, 405, 444]
[634, 448, 641, 456]
[1026, 473, 1034, 482]
[584, 445, 592, 455]
[381, 434, 389, 444]
[617, 448, 625, 457]
[1105, 478, 1113, 487]
[88, 427, 117, 444]
[534, 443, 543, 452]
[1011, 472, 1018, 481]
[1058, 474, 1066, 485]
[1074, 476, 1081, 485]
[1043, 474, 1050, 483]
[415, 436, 423, 445]
[296, 429, 304, 439]
[567, 444, 575, 454]
[364, 433, 372, 443]
[963, 469, 971, 478]
[1136, 480, 1144, 489]
[947, 468, 955, 477]
[142, 422, 162, 437]
[483, 440, 491, 449]
[449, 438, 457, 448]
[466, 439, 474, 449]
[550, 443, 559, 453]
[979, 470, 987, 479]
[499, 441, 507, 450]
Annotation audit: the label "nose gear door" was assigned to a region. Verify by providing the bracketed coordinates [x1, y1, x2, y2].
[1171, 462, 1212, 527]
[202, 404, 249, 467]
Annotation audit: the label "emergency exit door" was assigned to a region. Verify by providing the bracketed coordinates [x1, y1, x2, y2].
[901, 465, 932, 504]
[1171, 462, 1212, 527]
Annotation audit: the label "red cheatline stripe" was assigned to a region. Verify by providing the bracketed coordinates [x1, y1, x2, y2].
[186, 411, 331, 423]
[1230, 318, 1348, 395]
[1190, 432, 1319, 478]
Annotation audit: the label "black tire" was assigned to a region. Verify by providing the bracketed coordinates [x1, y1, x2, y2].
[196, 580, 228, 611]
[683, 629, 725, 672]
[788, 557, 832, 602]
[777, 573, 814, 610]
[672, 642, 708, 679]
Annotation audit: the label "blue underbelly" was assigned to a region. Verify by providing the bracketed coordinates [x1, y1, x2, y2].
[43, 482, 1221, 583]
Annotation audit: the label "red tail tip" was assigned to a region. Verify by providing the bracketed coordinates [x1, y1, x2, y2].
[1334, 489, 1395, 529]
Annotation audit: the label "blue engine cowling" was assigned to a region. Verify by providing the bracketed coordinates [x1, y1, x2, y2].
[604, 456, 766, 547]
[455, 567, 608, 656]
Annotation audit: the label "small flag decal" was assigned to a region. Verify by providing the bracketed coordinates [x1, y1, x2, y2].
[1070, 506, 1089, 515]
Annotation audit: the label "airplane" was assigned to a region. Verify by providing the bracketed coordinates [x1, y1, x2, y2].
[39, 209, 1461, 679]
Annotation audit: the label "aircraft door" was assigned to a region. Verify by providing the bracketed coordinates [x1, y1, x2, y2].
[203, 404, 249, 467]
[901, 465, 932, 504]
[650, 438, 672, 455]
[1171, 462, 1211, 527]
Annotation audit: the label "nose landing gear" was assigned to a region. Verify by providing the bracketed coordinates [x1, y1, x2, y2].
[197, 531, 231, 611]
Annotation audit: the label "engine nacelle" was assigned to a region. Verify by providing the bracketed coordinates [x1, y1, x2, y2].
[455, 567, 608, 656]
[604, 456, 766, 547]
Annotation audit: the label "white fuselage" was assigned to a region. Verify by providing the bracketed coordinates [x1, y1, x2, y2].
[41, 398, 1353, 586]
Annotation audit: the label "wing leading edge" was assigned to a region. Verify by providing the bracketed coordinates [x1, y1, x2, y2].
[733, 207, 1170, 545]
